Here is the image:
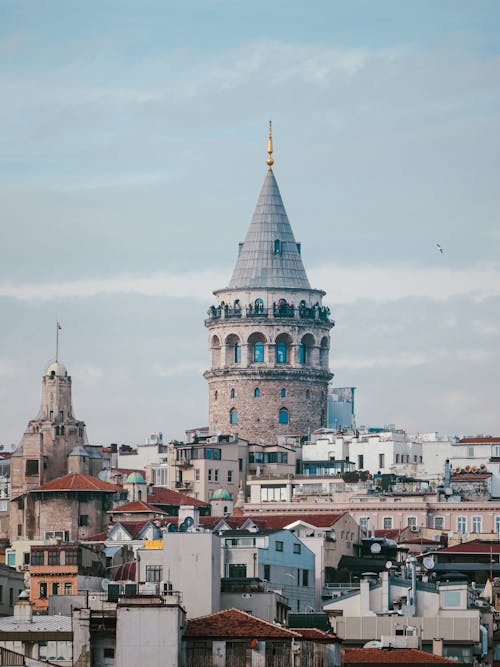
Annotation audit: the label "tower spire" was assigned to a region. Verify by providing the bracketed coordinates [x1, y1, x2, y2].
[266, 120, 274, 168]
[56, 322, 62, 362]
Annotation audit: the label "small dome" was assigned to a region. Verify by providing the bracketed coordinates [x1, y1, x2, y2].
[125, 472, 146, 484]
[46, 361, 68, 377]
[211, 487, 233, 500]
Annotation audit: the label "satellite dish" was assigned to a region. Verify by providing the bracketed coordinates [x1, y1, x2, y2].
[184, 516, 194, 527]
[385, 560, 393, 569]
[423, 556, 435, 570]
[364, 641, 382, 649]
[179, 521, 188, 532]
[167, 523, 178, 532]
[101, 579, 111, 592]
[370, 542, 382, 554]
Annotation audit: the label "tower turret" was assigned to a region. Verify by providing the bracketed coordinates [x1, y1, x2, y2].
[204, 126, 334, 445]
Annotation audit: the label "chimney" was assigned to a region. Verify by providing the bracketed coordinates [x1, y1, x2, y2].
[14, 592, 33, 623]
[432, 638, 444, 656]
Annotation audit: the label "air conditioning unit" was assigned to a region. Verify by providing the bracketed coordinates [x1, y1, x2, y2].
[410, 526, 419, 533]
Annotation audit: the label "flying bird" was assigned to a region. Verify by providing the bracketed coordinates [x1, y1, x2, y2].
[436, 242, 444, 254]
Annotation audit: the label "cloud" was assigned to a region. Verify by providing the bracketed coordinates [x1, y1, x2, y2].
[335, 353, 429, 370]
[152, 362, 205, 378]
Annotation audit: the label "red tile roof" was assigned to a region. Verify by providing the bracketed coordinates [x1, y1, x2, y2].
[400, 537, 439, 546]
[32, 473, 119, 493]
[245, 513, 346, 530]
[146, 487, 209, 507]
[343, 648, 456, 664]
[108, 500, 168, 514]
[459, 437, 500, 444]
[293, 628, 339, 642]
[373, 529, 399, 540]
[450, 473, 491, 480]
[184, 609, 300, 639]
[434, 539, 500, 554]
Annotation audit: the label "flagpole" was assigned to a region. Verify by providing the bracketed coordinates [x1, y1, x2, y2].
[56, 322, 60, 362]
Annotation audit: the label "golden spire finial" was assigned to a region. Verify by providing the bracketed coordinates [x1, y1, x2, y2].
[266, 120, 274, 168]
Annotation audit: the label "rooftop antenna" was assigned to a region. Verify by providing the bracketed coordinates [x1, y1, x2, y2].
[266, 120, 274, 169]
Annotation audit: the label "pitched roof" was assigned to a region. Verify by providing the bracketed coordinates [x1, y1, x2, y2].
[434, 539, 500, 554]
[459, 436, 500, 444]
[108, 500, 167, 514]
[146, 486, 209, 508]
[292, 628, 340, 642]
[343, 648, 456, 664]
[373, 529, 400, 540]
[184, 608, 300, 639]
[228, 169, 311, 290]
[246, 513, 345, 530]
[32, 472, 119, 493]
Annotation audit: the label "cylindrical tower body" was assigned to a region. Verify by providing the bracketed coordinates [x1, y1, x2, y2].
[204, 146, 334, 445]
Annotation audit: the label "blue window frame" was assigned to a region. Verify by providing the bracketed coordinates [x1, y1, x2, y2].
[230, 409, 238, 425]
[276, 342, 287, 363]
[279, 408, 289, 424]
[299, 343, 307, 364]
[280, 387, 286, 398]
[234, 342, 241, 363]
[254, 388, 260, 398]
[254, 341, 264, 362]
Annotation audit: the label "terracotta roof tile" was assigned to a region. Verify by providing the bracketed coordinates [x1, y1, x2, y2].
[373, 529, 399, 540]
[108, 500, 167, 514]
[459, 437, 500, 444]
[146, 487, 209, 508]
[435, 539, 500, 554]
[32, 473, 119, 493]
[343, 648, 456, 664]
[293, 628, 339, 642]
[185, 609, 300, 639]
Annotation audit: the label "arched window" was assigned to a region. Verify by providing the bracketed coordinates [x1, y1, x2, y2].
[254, 388, 260, 398]
[279, 408, 289, 424]
[214, 390, 218, 400]
[255, 298, 264, 313]
[234, 342, 241, 363]
[280, 387, 286, 398]
[230, 409, 238, 425]
[254, 341, 264, 363]
[276, 341, 287, 364]
[230, 388, 236, 398]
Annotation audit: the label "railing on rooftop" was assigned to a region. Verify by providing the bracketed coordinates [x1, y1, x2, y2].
[205, 304, 333, 325]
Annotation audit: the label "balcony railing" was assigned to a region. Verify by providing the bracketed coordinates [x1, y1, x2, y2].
[206, 304, 333, 325]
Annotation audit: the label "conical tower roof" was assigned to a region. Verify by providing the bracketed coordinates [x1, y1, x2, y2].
[228, 167, 311, 290]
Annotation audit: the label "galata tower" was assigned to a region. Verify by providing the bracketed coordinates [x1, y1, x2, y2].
[204, 124, 334, 445]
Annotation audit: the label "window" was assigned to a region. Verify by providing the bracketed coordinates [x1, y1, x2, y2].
[264, 564, 270, 580]
[65, 550, 78, 565]
[145, 565, 163, 582]
[494, 445, 500, 458]
[208, 469, 213, 482]
[434, 516, 444, 530]
[228, 564, 247, 578]
[79, 515, 89, 527]
[64, 583, 72, 595]
[383, 517, 393, 529]
[52, 583, 60, 595]
[195, 468, 200, 481]
[48, 550, 60, 566]
[274, 239, 281, 254]
[31, 551, 44, 566]
[214, 469, 219, 482]
[306, 389, 310, 399]
[25, 459, 39, 475]
[495, 516, 500, 536]
[395, 454, 400, 463]
[39, 583, 47, 599]
[254, 387, 260, 398]
[214, 390, 218, 400]
[227, 470, 233, 483]
[443, 590, 461, 608]
[472, 516, 482, 533]
[359, 517, 369, 533]
[378, 453, 385, 469]
[275, 541, 284, 552]
[302, 570, 309, 587]
[293, 543, 301, 554]
[358, 455, 364, 469]
[276, 341, 287, 363]
[255, 298, 264, 312]
[279, 408, 289, 425]
[230, 409, 238, 425]
[407, 516, 417, 528]
[9, 588, 13, 606]
[280, 387, 286, 398]
[254, 342, 264, 363]
[230, 388, 236, 398]
[104, 649, 115, 659]
[299, 343, 307, 364]
[457, 516, 467, 534]
[234, 343, 241, 364]
[467, 446, 475, 457]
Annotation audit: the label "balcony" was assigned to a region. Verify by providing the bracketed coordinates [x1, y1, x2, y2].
[174, 458, 193, 468]
[175, 480, 193, 490]
[205, 303, 334, 326]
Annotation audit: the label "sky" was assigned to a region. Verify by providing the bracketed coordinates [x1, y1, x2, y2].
[1, 0, 499, 447]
